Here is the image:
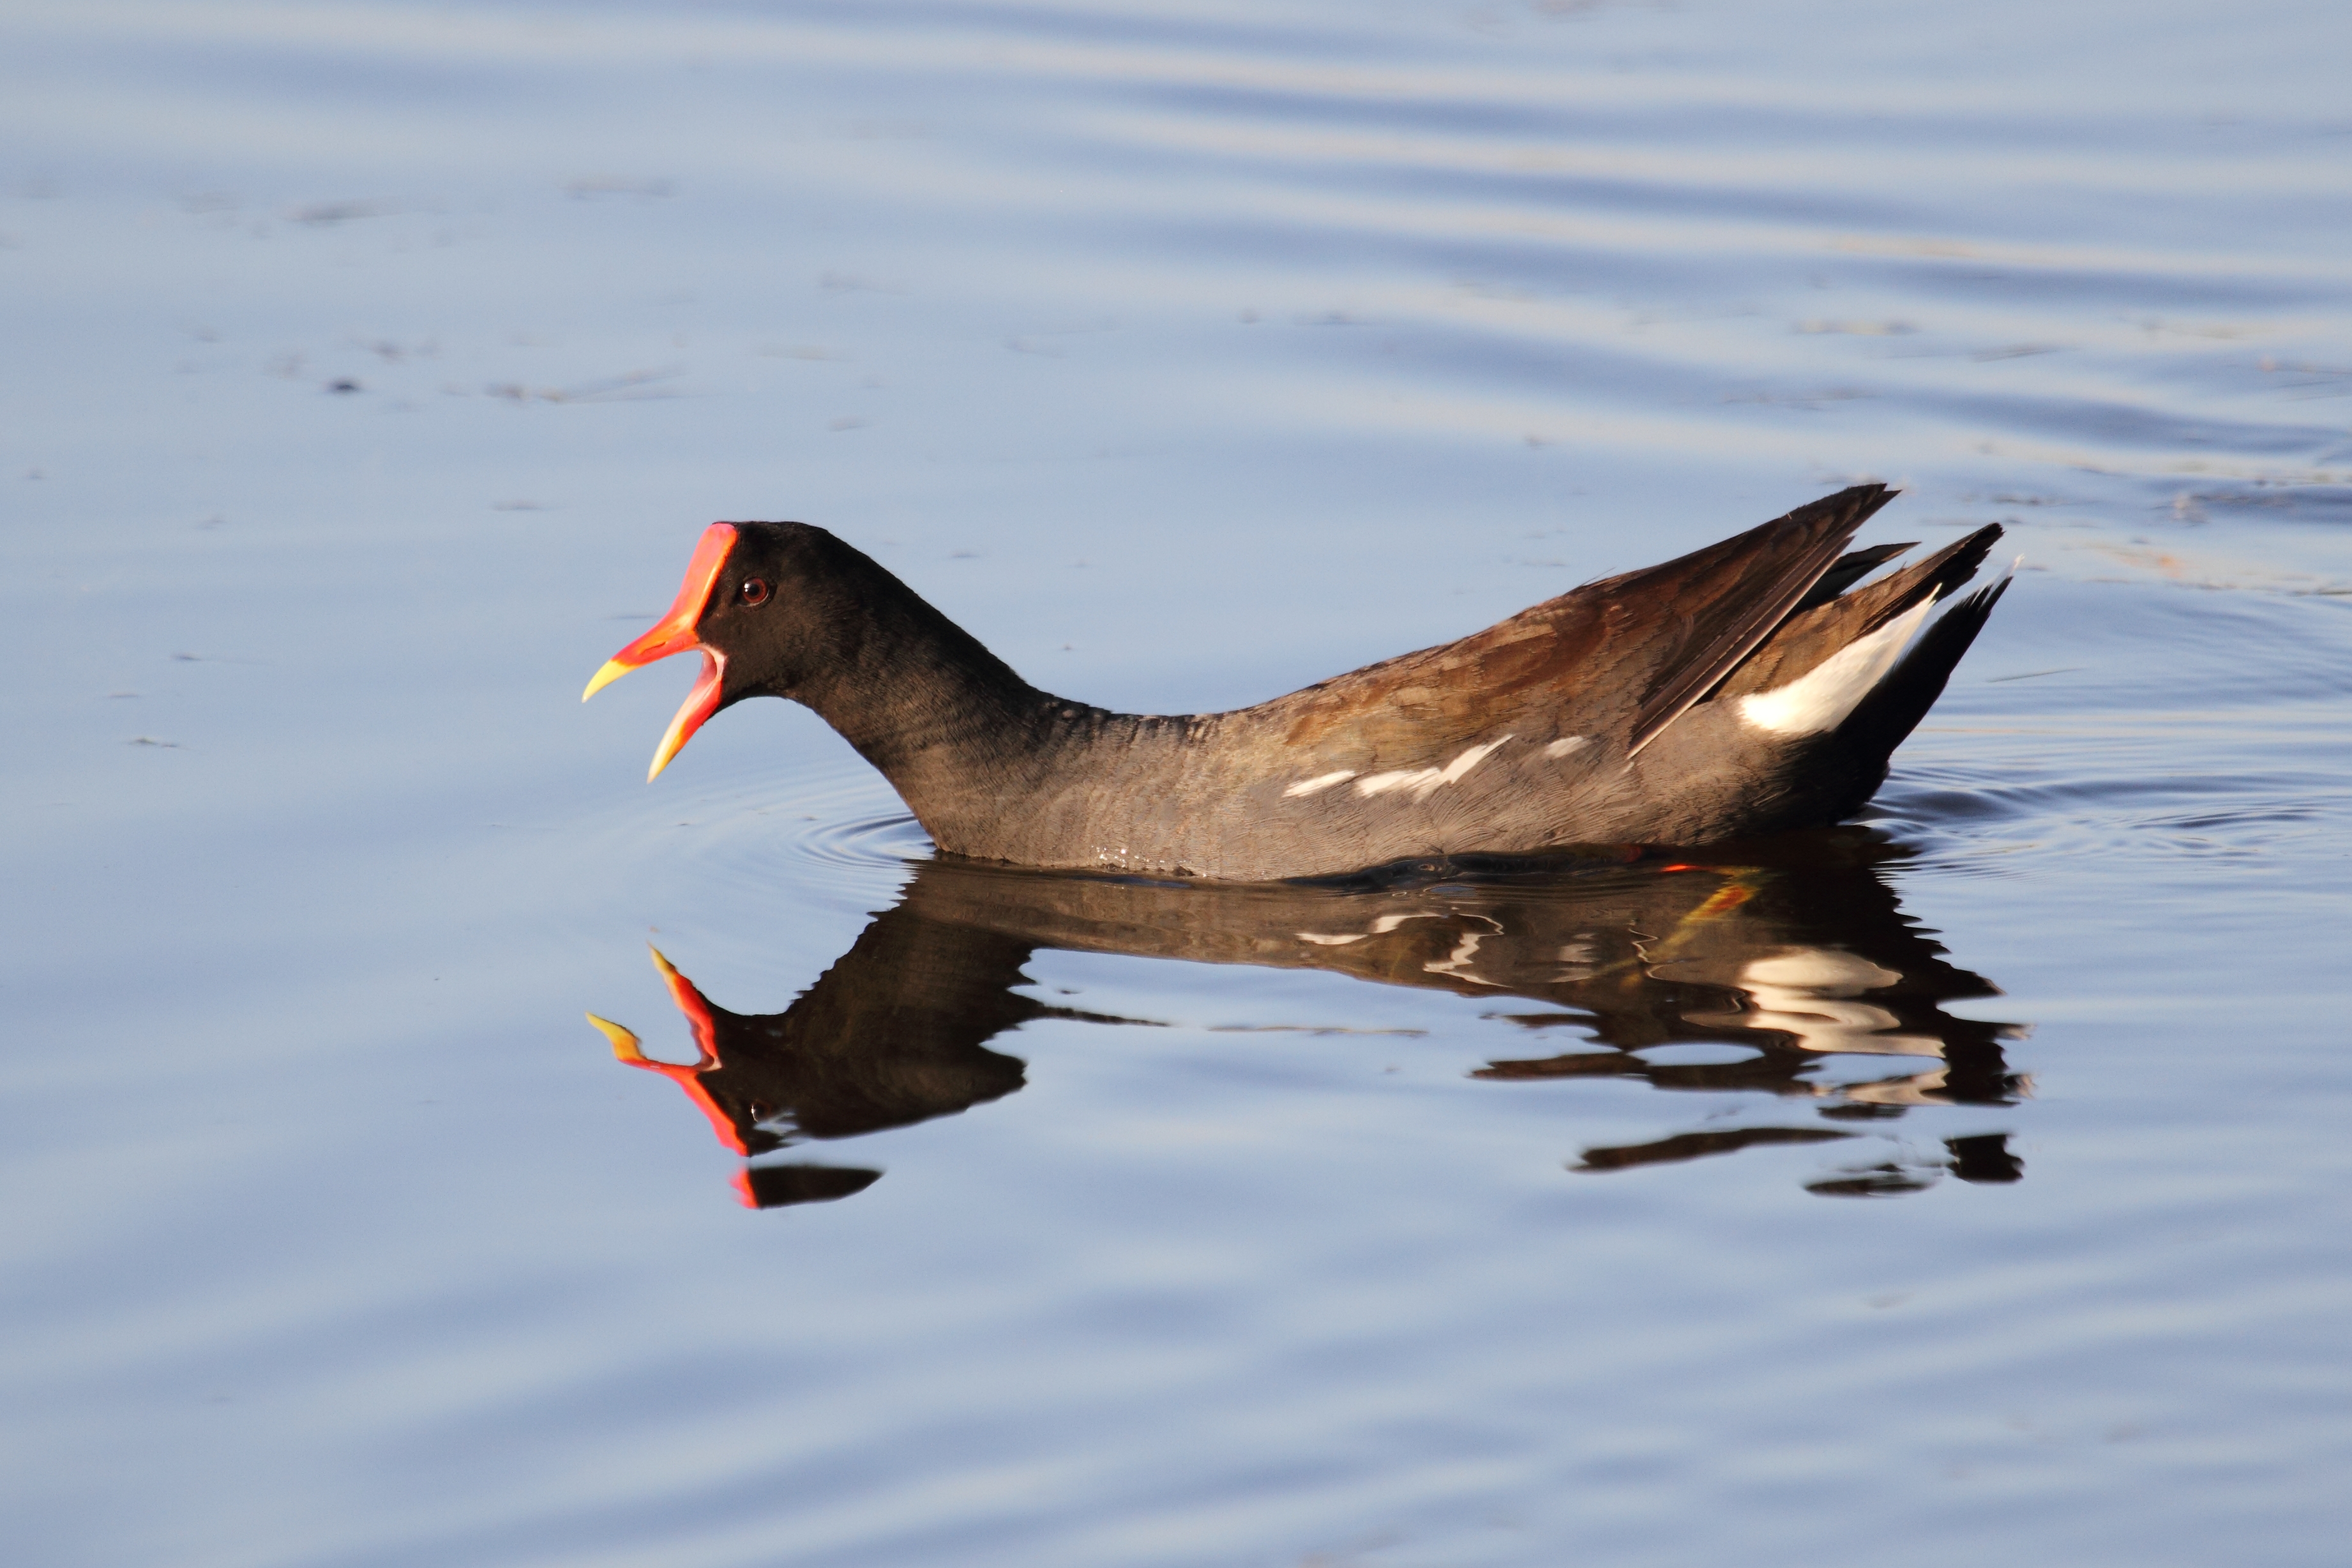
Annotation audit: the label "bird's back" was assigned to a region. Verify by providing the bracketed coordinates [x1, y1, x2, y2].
[997, 486, 2006, 879]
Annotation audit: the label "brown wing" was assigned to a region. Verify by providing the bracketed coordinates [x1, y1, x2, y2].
[1261, 485, 1896, 764]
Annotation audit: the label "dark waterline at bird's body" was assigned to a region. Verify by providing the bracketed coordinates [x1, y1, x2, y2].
[591, 486, 2009, 880]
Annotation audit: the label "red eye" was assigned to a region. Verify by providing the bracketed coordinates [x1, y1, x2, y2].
[737, 577, 771, 607]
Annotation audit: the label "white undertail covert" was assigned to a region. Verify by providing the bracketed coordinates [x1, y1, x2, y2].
[1737, 594, 1941, 736]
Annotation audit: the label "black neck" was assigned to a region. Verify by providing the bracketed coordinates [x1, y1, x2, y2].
[779, 551, 1069, 842]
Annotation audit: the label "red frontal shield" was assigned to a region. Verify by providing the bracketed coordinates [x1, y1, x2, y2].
[583, 524, 738, 780]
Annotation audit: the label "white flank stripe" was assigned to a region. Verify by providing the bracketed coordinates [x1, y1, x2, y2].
[1283, 769, 1357, 799]
[1737, 594, 1940, 736]
[1354, 737, 1514, 801]
[1544, 735, 1589, 759]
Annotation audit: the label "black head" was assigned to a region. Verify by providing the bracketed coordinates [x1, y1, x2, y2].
[584, 520, 872, 780]
[586, 518, 1020, 782]
[690, 520, 877, 704]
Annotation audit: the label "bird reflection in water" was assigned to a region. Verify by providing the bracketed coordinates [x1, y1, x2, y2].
[586, 832, 2026, 1208]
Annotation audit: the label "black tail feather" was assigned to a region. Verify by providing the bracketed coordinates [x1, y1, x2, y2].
[1857, 524, 2004, 635]
[1715, 523, 2002, 705]
[1839, 571, 2013, 761]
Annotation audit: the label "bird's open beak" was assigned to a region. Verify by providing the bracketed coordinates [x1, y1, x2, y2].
[583, 523, 738, 780]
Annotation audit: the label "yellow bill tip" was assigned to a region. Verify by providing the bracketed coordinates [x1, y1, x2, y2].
[644, 679, 708, 780]
[582, 658, 632, 703]
[584, 1012, 646, 1062]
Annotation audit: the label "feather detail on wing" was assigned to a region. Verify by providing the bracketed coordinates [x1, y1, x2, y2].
[1716, 523, 2004, 704]
[1258, 485, 1906, 778]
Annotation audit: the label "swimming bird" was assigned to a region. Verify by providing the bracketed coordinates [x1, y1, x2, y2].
[584, 485, 2008, 880]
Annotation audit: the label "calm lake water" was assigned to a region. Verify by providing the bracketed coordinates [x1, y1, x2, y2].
[6, 2, 2351, 1564]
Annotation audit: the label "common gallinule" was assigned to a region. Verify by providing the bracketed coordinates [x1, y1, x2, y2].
[585, 484, 2009, 880]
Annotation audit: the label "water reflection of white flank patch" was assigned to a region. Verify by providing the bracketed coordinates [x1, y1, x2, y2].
[1295, 910, 1451, 946]
[1424, 931, 1506, 986]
